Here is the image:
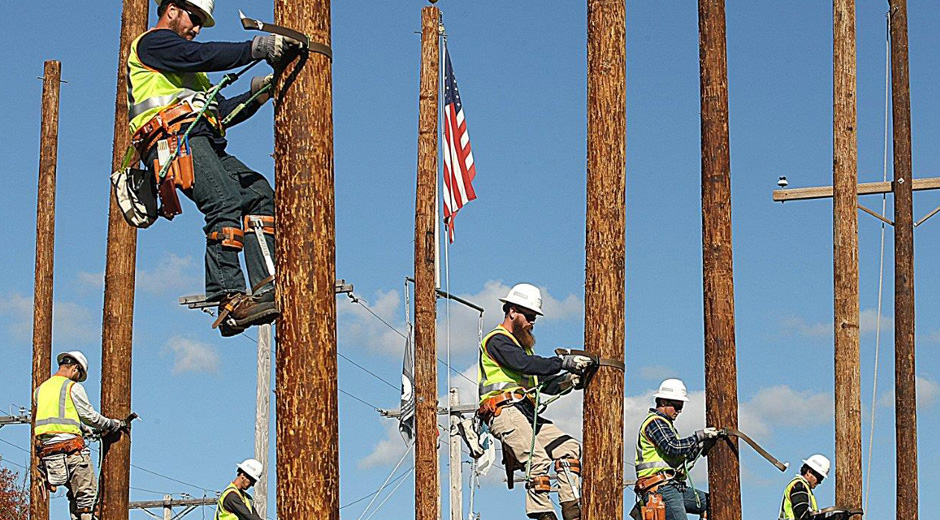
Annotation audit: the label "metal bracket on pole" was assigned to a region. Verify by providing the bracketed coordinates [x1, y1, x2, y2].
[858, 204, 894, 226]
[179, 279, 353, 309]
[914, 204, 940, 227]
[0, 409, 30, 430]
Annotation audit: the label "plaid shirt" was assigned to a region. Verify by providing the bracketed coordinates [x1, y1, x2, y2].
[643, 408, 701, 461]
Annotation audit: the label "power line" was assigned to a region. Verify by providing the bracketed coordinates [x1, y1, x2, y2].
[338, 352, 399, 391]
[339, 466, 413, 510]
[340, 390, 381, 410]
[129, 463, 217, 494]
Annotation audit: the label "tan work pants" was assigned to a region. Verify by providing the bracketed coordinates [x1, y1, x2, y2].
[488, 405, 581, 517]
[65, 449, 97, 520]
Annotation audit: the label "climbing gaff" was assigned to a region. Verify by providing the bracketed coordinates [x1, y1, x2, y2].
[716, 427, 788, 472]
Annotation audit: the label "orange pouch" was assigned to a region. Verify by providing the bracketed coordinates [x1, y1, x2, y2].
[642, 492, 666, 520]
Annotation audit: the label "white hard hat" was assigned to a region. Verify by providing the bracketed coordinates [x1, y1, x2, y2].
[237, 459, 263, 481]
[57, 351, 89, 382]
[155, 0, 216, 28]
[499, 283, 544, 316]
[653, 378, 689, 402]
[802, 454, 830, 479]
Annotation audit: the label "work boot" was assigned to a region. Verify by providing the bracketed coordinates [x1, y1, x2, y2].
[530, 513, 558, 520]
[215, 292, 279, 337]
[560, 500, 581, 520]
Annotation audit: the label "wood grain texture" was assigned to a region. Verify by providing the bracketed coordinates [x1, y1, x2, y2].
[697, 1, 742, 517]
[414, 8, 440, 520]
[833, 0, 863, 511]
[582, 1, 626, 519]
[99, 2, 147, 519]
[30, 59, 60, 520]
[888, 2, 918, 519]
[273, 0, 338, 518]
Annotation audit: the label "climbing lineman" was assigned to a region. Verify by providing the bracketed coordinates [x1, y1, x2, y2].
[476, 283, 596, 520]
[630, 378, 718, 520]
[125, 0, 303, 336]
[215, 459, 264, 520]
[33, 351, 129, 520]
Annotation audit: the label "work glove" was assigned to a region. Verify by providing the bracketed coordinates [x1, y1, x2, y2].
[252, 35, 303, 66]
[561, 354, 595, 374]
[695, 427, 721, 443]
[250, 74, 274, 105]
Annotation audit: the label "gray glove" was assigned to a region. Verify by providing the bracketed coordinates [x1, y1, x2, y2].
[250, 74, 273, 105]
[252, 35, 302, 66]
[695, 427, 720, 443]
[561, 354, 595, 374]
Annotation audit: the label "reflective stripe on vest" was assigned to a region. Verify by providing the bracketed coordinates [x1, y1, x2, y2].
[778, 475, 818, 520]
[34, 375, 81, 436]
[635, 412, 686, 479]
[477, 326, 537, 404]
[215, 483, 252, 520]
[127, 30, 213, 134]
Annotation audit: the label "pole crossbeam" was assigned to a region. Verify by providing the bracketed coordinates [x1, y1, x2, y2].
[772, 176, 940, 201]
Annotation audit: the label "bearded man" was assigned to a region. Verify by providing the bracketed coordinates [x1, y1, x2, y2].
[476, 283, 596, 520]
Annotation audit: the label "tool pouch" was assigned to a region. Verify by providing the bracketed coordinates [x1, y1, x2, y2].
[41, 453, 69, 486]
[641, 492, 666, 520]
[152, 135, 195, 220]
[111, 167, 159, 229]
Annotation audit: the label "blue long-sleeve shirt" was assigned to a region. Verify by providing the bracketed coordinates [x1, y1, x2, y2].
[643, 409, 701, 460]
[136, 29, 263, 150]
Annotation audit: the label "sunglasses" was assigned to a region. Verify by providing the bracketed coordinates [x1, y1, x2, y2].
[181, 6, 205, 27]
[515, 309, 537, 323]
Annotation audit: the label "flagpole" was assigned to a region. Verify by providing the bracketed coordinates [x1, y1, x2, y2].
[435, 31, 444, 290]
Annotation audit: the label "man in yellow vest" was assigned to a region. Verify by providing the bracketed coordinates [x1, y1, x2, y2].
[778, 454, 829, 520]
[126, 0, 302, 336]
[477, 283, 596, 520]
[33, 351, 127, 520]
[215, 459, 264, 520]
[631, 378, 719, 520]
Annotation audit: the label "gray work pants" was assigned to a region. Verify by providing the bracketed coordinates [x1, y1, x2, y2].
[488, 405, 581, 517]
[64, 448, 97, 520]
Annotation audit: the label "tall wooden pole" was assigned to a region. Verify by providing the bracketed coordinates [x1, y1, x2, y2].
[273, 0, 338, 518]
[582, 1, 626, 519]
[697, 1, 742, 517]
[99, 1, 147, 519]
[414, 7, 440, 520]
[254, 324, 272, 518]
[833, 0, 863, 511]
[29, 59, 61, 520]
[448, 388, 462, 520]
[888, 2, 918, 519]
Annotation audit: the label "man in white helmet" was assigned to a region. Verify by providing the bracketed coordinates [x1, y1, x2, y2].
[631, 378, 719, 520]
[33, 351, 127, 520]
[126, 0, 304, 336]
[215, 459, 264, 520]
[778, 454, 830, 520]
[477, 283, 596, 520]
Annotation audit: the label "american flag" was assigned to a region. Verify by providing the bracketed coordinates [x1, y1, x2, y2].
[442, 43, 477, 243]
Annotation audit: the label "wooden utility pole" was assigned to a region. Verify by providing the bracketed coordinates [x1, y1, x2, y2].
[254, 324, 271, 518]
[99, 2, 147, 519]
[888, 2, 918, 519]
[582, 1, 626, 519]
[833, 0, 863, 511]
[30, 59, 61, 520]
[698, 0, 742, 517]
[448, 388, 462, 520]
[273, 0, 338, 518]
[414, 7, 440, 520]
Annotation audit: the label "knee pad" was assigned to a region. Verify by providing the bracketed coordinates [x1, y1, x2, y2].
[555, 457, 581, 476]
[207, 227, 244, 250]
[526, 475, 552, 493]
[243, 215, 274, 236]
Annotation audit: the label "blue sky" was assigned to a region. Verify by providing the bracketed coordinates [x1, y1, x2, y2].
[2, 1, 940, 518]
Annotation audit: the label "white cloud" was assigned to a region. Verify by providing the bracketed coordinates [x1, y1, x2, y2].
[337, 281, 583, 358]
[75, 271, 104, 292]
[359, 420, 413, 469]
[877, 375, 939, 409]
[639, 365, 675, 381]
[780, 308, 892, 339]
[739, 385, 833, 438]
[162, 336, 220, 374]
[136, 253, 201, 295]
[0, 292, 98, 346]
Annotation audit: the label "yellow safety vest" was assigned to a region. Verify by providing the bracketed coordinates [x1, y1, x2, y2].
[126, 29, 213, 134]
[215, 483, 253, 520]
[34, 375, 82, 437]
[635, 412, 686, 480]
[779, 475, 818, 520]
[477, 326, 538, 404]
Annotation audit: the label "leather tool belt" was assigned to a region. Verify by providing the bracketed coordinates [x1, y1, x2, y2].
[36, 436, 85, 458]
[634, 473, 670, 495]
[477, 390, 531, 422]
[131, 101, 199, 159]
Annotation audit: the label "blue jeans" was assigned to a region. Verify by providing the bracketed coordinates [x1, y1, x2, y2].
[146, 136, 275, 300]
[638, 480, 708, 520]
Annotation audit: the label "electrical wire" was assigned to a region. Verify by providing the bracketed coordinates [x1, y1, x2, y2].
[362, 466, 415, 520]
[338, 352, 400, 391]
[355, 442, 414, 520]
[340, 390, 381, 410]
[339, 466, 413, 510]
